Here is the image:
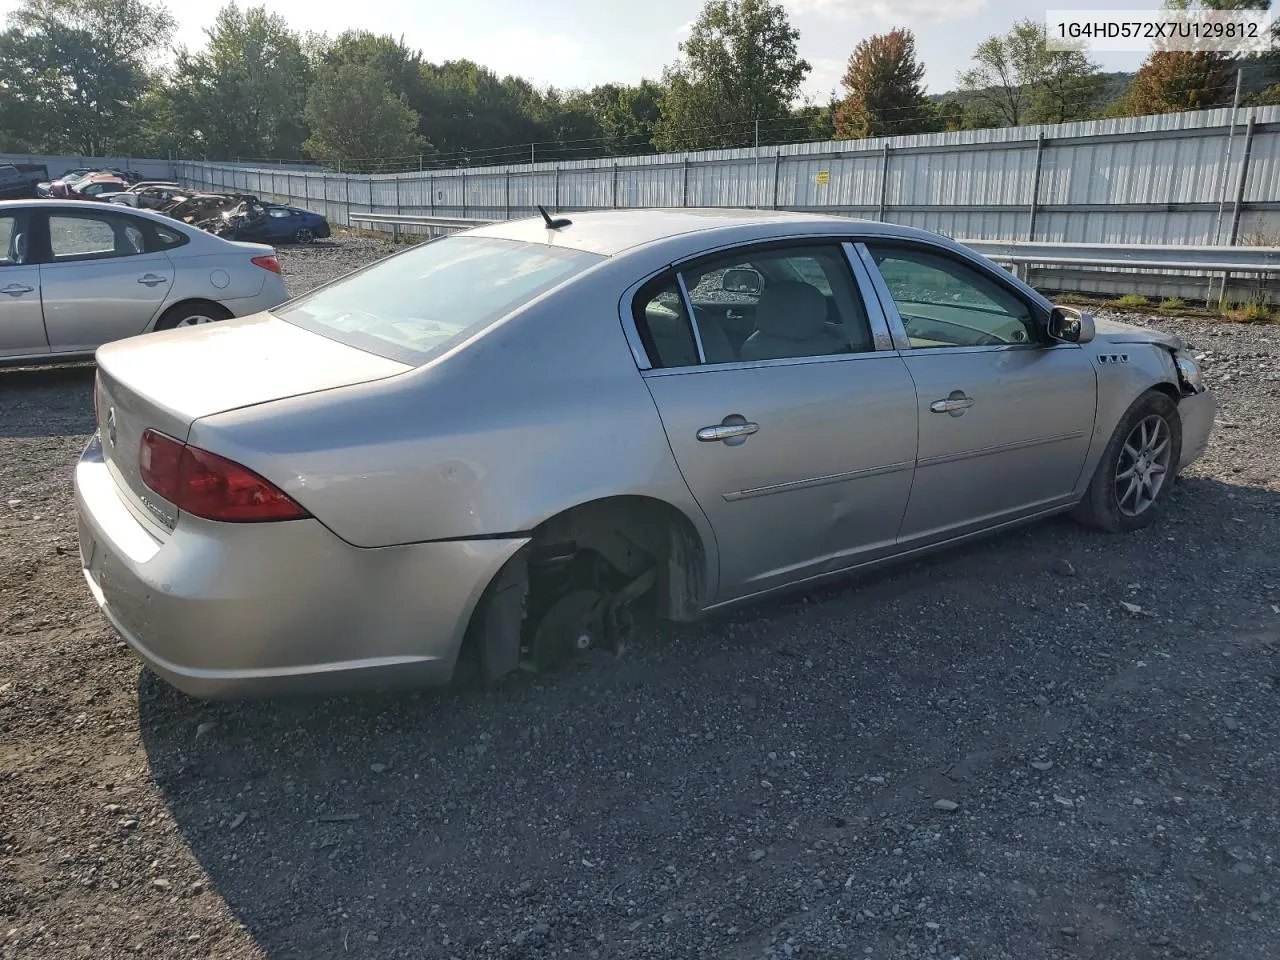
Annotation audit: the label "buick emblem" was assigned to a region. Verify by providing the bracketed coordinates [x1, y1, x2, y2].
[106, 407, 117, 447]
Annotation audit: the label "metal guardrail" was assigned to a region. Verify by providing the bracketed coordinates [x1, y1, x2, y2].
[342, 211, 1280, 300]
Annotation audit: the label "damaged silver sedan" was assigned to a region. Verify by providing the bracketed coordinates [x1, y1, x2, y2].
[74, 209, 1216, 698]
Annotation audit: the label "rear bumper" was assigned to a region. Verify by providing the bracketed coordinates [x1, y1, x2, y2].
[1177, 388, 1216, 469]
[217, 275, 290, 318]
[74, 434, 526, 698]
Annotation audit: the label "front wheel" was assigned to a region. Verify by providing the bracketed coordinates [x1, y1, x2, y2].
[1072, 390, 1183, 533]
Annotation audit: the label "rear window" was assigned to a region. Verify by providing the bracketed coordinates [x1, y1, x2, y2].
[274, 236, 603, 365]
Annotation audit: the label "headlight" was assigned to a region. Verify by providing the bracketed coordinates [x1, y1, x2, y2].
[1174, 354, 1206, 394]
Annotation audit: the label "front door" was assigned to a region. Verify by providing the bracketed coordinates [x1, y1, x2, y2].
[0, 208, 47, 359]
[859, 241, 1097, 543]
[635, 241, 919, 603]
[37, 209, 175, 353]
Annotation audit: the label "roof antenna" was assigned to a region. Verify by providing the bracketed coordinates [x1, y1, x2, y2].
[537, 204, 572, 229]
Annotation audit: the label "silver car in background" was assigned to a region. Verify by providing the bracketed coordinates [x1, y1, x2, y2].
[73, 209, 1216, 698]
[1, 199, 289, 365]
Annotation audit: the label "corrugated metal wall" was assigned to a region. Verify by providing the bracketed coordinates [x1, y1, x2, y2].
[151, 106, 1280, 248]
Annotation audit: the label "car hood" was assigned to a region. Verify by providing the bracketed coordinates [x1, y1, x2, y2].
[1092, 316, 1184, 351]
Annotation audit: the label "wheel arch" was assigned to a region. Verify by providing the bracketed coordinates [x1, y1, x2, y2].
[152, 297, 232, 331]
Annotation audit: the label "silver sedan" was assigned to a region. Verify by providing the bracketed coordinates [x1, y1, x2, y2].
[73, 209, 1216, 698]
[1, 199, 289, 364]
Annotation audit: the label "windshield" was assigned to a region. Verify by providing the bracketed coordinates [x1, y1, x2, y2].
[274, 236, 603, 365]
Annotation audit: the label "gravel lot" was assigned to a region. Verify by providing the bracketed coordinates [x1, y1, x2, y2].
[2, 238, 1278, 960]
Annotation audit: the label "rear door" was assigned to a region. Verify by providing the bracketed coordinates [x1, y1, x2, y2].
[858, 240, 1096, 543]
[36, 208, 176, 353]
[0, 208, 48, 359]
[634, 240, 918, 603]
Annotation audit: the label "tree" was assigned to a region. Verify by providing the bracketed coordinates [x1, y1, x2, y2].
[1124, 50, 1235, 113]
[0, 0, 174, 154]
[654, 0, 810, 151]
[958, 19, 1103, 126]
[166, 3, 311, 160]
[303, 62, 425, 163]
[833, 28, 936, 139]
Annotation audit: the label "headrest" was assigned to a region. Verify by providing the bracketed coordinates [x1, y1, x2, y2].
[754, 281, 828, 340]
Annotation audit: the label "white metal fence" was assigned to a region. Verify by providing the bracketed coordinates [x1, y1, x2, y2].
[174, 105, 1280, 249]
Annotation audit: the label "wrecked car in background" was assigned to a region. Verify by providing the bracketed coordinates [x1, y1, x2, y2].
[208, 200, 331, 244]
[105, 182, 184, 209]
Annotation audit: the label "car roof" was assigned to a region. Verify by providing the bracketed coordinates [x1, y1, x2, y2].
[466, 208, 944, 258]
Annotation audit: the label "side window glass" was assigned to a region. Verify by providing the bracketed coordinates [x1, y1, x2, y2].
[633, 275, 699, 369]
[1, 214, 28, 266]
[152, 224, 188, 250]
[49, 214, 145, 261]
[865, 244, 1036, 347]
[681, 244, 874, 363]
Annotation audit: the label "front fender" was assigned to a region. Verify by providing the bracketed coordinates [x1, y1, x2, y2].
[1074, 343, 1182, 496]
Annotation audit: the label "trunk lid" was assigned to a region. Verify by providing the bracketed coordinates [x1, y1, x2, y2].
[93, 312, 410, 530]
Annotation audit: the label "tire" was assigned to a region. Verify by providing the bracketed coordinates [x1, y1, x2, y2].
[1072, 389, 1183, 533]
[154, 301, 233, 331]
[293, 227, 315, 244]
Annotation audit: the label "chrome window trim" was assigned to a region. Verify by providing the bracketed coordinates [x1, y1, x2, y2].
[853, 242, 913, 350]
[640, 350, 904, 378]
[841, 240, 895, 353]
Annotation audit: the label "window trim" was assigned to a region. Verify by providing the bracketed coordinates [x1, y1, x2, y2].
[853, 238, 1056, 353]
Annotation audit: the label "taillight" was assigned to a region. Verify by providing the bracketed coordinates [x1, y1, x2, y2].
[251, 254, 281, 274]
[139, 429, 310, 522]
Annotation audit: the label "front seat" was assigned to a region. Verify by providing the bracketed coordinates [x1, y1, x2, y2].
[740, 281, 846, 361]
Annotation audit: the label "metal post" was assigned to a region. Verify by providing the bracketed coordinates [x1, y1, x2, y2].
[394, 175, 400, 216]
[1228, 114, 1258, 245]
[368, 176, 374, 214]
[1214, 68, 1244, 244]
[1027, 132, 1046, 242]
[462, 169, 467, 218]
[430, 175, 435, 216]
[682, 157, 690, 207]
[772, 151, 781, 209]
[554, 164, 561, 212]
[754, 118, 761, 209]
[877, 142, 891, 221]
[612, 163, 619, 209]
[344, 175, 351, 227]
[531, 143, 535, 166]
[505, 170, 511, 220]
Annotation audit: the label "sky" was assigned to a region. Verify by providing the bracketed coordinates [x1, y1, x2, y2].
[3, 0, 1159, 101]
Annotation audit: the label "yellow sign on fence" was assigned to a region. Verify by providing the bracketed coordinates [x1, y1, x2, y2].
[816, 170, 830, 185]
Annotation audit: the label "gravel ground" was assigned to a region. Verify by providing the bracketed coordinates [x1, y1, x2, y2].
[2, 239, 1278, 960]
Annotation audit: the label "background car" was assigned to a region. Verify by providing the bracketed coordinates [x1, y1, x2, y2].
[70, 209, 1215, 699]
[0, 163, 32, 200]
[70, 176, 131, 200]
[0, 198, 289, 365]
[105, 182, 183, 208]
[225, 203, 331, 244]
[36, 167, 96, 197]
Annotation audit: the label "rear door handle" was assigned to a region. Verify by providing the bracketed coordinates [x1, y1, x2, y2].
[725, 309, 744, 321]
[930, 392, 975, 415]
[1, 283, 34, 296]
[697, 421, 759, 442]
[137, 274, 167, 286]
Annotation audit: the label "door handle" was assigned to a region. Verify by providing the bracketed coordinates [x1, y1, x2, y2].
[725, 309, 743, 321]
[1, 283, 34, 296]
[136, 274, 167, 286]
[697, 420, 759, 442]
[930, 392, 975, 415]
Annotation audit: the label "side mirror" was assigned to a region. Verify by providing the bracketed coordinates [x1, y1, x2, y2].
[720, 267, 763, 296]
[1048, 305, 1095, 345]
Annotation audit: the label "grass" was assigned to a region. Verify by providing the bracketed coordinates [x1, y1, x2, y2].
[1113, 293, 1150, 309]
[1158, 297, 1186, 311]
[1224, 300, 1275, 324]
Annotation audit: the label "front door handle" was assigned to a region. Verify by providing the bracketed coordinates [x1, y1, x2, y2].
[930, 392, 975, 415]
[697, 420, 759, 443]
[1, 283, 34, 296]
[137, 274, 167, 286]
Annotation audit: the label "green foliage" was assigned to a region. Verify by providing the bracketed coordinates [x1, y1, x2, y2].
[1114, 293, 1150, 308]
[833, 29, 937, 139]
[654, 0, 809, 151]
[958, 19, 1104, 126]
[1227, 300, 1274, 323]
[0, 0, 174, 154]
[166, 3, 312, 160]
[303, 62, 425, 162]
[1158, 297, 1187, 311]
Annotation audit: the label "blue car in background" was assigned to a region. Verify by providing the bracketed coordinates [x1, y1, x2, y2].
[215, 200, 331, 244]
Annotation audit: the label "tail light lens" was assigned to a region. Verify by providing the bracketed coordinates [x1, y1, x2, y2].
[139, 429, 310, 522]
[251, 254, 281, 274]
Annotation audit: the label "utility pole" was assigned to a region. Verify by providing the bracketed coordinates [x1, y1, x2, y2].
[1213, 68, 1244, 245]
[531, 142, 535, 166]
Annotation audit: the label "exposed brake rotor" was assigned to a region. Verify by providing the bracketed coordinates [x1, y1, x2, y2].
[529, 589, 604, 672]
